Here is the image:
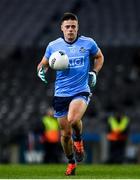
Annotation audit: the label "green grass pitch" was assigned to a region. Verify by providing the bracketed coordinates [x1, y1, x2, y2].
[0, 164, 140, 179]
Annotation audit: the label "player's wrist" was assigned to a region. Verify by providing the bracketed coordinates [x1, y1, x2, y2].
[92, 70, 98, 75]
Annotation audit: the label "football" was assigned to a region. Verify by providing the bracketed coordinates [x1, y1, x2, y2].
[49, 51, 69, 70]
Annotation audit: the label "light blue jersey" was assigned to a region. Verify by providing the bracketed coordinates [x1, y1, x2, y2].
[44, 36, 99, 97]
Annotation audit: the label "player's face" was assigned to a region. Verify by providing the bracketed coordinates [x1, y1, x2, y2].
[61, 20, 78, 43]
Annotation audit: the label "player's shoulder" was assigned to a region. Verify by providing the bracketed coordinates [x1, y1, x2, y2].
[79, 35, 96, 43]
[49, 37, 63, 46]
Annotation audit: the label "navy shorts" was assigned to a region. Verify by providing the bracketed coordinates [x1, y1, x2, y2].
[52, 92, 91, 118]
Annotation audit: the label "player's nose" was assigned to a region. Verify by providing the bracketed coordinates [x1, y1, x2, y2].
[69, 26, 73, 31]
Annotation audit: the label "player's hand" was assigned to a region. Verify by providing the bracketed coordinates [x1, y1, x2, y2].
[37, 67, 47, 84]
[88, 71, 97, 88]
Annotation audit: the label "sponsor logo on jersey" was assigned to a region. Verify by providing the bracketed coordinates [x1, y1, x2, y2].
[69, 56, 84, 68]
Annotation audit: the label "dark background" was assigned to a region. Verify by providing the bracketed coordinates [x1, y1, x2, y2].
[0, 0, 140, 163]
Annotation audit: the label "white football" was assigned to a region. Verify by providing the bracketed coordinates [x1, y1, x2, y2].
[49, 51, 69, 70]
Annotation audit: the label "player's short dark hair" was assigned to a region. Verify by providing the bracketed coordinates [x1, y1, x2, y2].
[61, 12, 78, 24]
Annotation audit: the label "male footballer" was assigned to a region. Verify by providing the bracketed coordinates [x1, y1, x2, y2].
[37, 12, 104, 175]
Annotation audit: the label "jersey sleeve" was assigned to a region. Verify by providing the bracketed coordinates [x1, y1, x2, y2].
[90, 39, 99, 56]
[44, 43, 51, 61]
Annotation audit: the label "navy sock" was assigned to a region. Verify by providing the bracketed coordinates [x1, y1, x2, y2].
[73, 134, 82, 141]
[67, 153, 75, 164]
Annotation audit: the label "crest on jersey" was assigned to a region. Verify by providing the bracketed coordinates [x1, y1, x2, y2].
[79, 47, 86, 53]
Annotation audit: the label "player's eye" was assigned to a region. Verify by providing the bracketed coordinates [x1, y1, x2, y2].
[65, 25, 70, 29]
[71, 25, 76, 29]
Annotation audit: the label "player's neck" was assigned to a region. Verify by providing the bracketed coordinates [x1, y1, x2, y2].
[63, 35, 79, 44]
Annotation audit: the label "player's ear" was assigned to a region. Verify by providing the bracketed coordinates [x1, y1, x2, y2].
[77, 22, 79, 31]
[61, 23, 63, 32]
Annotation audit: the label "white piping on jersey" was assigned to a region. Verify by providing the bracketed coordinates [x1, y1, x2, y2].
[79, 36, 95, 42]
[49, 38, 63, 46]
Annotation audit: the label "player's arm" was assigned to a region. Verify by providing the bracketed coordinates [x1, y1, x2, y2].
[92, 49, 104, 74]
[37, 56, 49, 83]
[37, 56, 49, 71]
[89, 49, 104, 87]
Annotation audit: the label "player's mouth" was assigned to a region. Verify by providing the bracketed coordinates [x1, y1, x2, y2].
[68, 33, 74, 36]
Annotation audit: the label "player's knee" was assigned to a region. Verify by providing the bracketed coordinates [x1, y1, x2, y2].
[61, 133, 71, 142]
[68, 116, 79, 125]
[61, 130, 72, 140]
[61, 135, 71, 142]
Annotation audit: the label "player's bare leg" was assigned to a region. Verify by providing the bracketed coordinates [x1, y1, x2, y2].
[59, 117, 73, 156]
[68, 99, 88, 162]
[59, 117, 76, 175]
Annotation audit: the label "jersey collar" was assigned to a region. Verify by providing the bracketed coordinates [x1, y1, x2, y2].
[62, 34, 80, 45]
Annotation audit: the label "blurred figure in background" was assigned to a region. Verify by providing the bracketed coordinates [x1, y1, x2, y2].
[106, 109, 130, 164]
[40, 107, 61, 163]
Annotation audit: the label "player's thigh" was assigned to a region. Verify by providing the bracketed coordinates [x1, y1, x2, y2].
[68, 98, 88, 123]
